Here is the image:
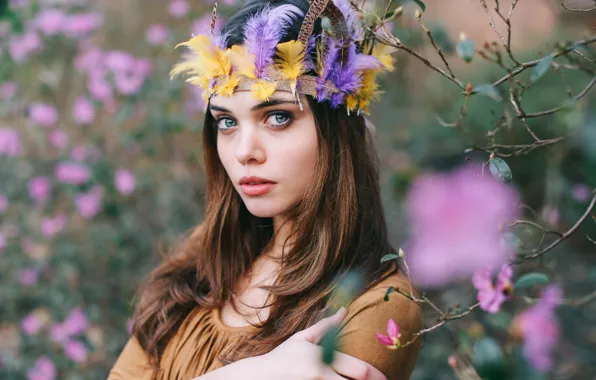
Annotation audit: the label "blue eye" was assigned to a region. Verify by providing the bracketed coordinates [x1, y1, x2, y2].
[216, 117, 237, 131]
[265, 112, 293, 128]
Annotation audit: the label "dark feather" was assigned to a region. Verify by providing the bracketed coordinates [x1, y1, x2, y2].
[298, 0, 331, 45]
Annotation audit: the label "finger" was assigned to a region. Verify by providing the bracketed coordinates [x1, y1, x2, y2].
[330, 351, 387, 380]
[292, 307, 347, 344]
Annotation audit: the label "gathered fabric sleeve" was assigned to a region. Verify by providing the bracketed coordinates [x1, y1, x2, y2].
[336, 278, 423, 380]
[108, 336, 157, 380]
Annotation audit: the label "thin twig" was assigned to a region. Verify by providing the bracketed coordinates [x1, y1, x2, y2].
[417, 17, 457, 79]
[524, 76, 596, 118]
[516, 191, 596, 262]
[561, 2, 596, 12]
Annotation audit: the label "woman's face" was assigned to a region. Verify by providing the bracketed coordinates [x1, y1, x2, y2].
[211, 90, 318, 218]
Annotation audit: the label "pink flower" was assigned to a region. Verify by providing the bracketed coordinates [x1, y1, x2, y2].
[63, 12, 103, 38]
[48, 129, 69, 149]
[75, 47, 103, 73]
[0, 128, 21, 156]
[515, 285, 562, 373]
[104, 50, 135, 72]
[472, 264, 513, 313]
[146, 24, 169, 45]
[29, 103, 59, 127]
[74, 185, 104, 219]
[50, 323, 69, 345]
[0, 193, 8, 213]
[0, 81, 17, 100]
[33, 9, 66, 36]
[55, 161, 90, 185]
[9, 30, 42, 63]
[571, 183, 592, 203]
[376, 318, 401, 349]
[72, 95, 95, 125]
[405, 165, 519, 288]
[87, 71, 113, 102]
[22, 313, 44, 335]
[169, 0, 190, 18]
[28, 176, 51, 205]
[63, 308, 89, 336]
[18, 268, 40, 286]
[27, 356, 56, 380]
[540, 204, 559, 228]
[40, 214, 67, 238]
[115, 169, 135, 195]
[64, 340, 88, 362]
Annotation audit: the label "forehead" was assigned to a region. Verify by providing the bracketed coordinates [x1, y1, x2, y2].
[209, 90, 308, 112]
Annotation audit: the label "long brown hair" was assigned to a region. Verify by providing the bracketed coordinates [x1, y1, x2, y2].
[131, 0, 398, 367]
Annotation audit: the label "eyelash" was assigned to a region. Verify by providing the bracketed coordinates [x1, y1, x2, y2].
[215, 111, 294, 132]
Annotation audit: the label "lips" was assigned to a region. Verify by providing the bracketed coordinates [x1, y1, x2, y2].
[239, 176, 276, 196]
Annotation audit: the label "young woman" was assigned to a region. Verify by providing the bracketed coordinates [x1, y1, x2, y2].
[109, 0, 423, 379]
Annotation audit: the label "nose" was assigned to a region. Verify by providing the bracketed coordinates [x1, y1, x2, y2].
[235, 124, 266, 166]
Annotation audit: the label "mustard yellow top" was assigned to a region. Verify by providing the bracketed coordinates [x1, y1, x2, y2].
[108, 271, 423, 380]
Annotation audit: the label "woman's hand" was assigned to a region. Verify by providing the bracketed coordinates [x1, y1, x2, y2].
[252, 306, 388, 380]
[193, 307, 387, 380]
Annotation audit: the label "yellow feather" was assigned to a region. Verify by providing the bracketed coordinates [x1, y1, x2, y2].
[226, 45, 257, 79]
[171, 34, 231, 82]
[372, 44, 397, 72]
[251, 80, 277, 101]
[275, 40, 305, 96]
[218, 74, 241, 96]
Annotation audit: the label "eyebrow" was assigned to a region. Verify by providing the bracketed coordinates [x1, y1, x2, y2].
[209, 99, 296, 113]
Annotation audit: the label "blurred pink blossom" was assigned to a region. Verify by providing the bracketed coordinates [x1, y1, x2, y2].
[0, 127, 21, 156]
[185, 84, 207, 116]
[9, 30, 42, 63]
[104, 50, 135, 72]
[55, 161, 90, 185]
[64, 340, 88, 362]
[72, 95, 96, 124]
[540, 204, 560, 228]
[70, 145, 88, 161]
[472, 264, 513, 313]
[50, 323, 69, 345]
[29, 103, 59, 127]
[74, 185, 104, 219]
[0, 193, 8, 213]
[63, 12, 103, 38]
[48, 129, 69, 149]
[405, 165, 519, 288]
[115, 169, 136, 195]
[33, 9, 66, 36]
[40, 214, 67, 238]
[0, 81, 17, 100]
[74, 46, 103, 73]
[63, 308, 89, 336]
[376, 318, 401, 349]
[19, 268, 40, 286]
[146, 24, 169, 45]
[87, 70, 113, 102]
[29, 176, 51, 205]
[571, 183, 592, 203]
[516, 285, 562, 372]
[27, 356, 56, 380]
[22, 313, 44, 335]
[169, 0, 190, 18]
[10, 0, 31, 8]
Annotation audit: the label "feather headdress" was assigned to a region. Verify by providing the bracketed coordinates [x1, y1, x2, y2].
[170, 0, 396, 114]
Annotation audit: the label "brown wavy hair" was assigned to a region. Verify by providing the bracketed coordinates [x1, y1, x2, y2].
[131, 0, 399, 368]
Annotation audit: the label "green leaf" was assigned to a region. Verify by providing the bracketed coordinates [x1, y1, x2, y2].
[472, 84, 502, 102]
[514, 272, 550, 290]
[412, 0, 426, 11]
[320, 325, 340, 365]
[381, 253, 399, 263]
[385, 10, 395, 19]
[384, 286, 396, 302]
[489, 157, 512, 183]
[531, 55, 553, 83]
[456, 39, 475, 63]
[472, 338, 508, 380]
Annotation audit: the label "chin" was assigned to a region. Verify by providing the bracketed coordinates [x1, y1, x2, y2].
[241, 197, 288, 218]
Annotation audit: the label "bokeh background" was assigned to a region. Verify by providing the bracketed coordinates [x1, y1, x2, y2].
[1, 0, 595, 379]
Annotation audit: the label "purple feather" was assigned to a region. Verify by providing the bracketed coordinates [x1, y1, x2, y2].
[244, 5, 303, 79]
[331, 44, 383, 94]
[333, 0, 365, 40]
[303, 35, 318, 72]
[317, 36, 341, 87]
[330, 93, 344, 108]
